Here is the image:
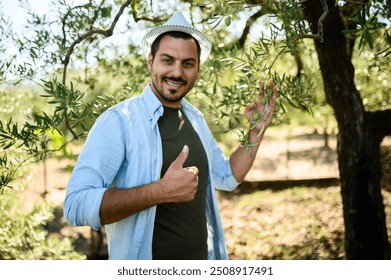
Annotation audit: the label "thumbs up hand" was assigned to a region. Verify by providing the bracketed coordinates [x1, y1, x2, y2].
[159, 145, 199, 203]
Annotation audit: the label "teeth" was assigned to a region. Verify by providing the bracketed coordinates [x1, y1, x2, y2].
[166, 79, 182, 87]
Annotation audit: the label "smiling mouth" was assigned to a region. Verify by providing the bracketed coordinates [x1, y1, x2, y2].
[165, 78, 185, 87]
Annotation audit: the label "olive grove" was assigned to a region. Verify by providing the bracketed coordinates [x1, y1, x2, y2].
[0, 0, 390, 259]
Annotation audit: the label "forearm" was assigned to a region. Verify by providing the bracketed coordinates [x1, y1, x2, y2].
[100, 146, 198, 225]
[99, 180, 167, 225]
[229, 130, 263, 182]
[230, 80, 277, 182]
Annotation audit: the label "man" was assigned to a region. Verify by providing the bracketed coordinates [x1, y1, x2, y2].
[64, 12, 277, 260]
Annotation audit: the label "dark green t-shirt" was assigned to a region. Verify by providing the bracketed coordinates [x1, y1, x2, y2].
[152, 106, 209, 260]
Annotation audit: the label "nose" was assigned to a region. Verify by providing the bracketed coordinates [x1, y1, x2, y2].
[171, 61, 183, 78]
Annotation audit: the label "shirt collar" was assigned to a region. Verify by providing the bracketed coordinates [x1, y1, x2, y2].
[141, 84, 164, 125]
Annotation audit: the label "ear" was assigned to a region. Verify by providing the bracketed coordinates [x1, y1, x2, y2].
[147, 53, 153, 72]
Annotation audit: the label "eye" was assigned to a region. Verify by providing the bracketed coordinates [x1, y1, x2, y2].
[184, 61, 195, 68]
[162, 58, 173, 64]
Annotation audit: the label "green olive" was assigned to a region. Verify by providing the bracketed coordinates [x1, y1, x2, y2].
[261, 96, 267, 105]
[224, 17, 231, 27]
[267, 88, 273, 97]
[252, 111, 260, 121]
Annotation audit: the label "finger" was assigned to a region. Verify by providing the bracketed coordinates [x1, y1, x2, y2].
[262, 80, 277, 108]
[269, 83, 278, 106]
[171, 145, 189, 168]
[273, 83, 278, 98]
[259, 80, 265, 95]
[257, 92, 263, 107]
[257, 80, 268, 109]
[268, 79, 277, 96]
[245, 103, 256, 118]
[185, 166, 199, 176]
[268, 79, 275, 89]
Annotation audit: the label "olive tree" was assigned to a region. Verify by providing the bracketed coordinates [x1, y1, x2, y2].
[192, 0, 390, 259]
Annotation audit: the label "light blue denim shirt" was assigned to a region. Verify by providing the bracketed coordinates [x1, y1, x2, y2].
[64, 84, 239, 259]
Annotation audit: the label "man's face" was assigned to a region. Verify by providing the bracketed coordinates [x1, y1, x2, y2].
[148, 35, 200, 108]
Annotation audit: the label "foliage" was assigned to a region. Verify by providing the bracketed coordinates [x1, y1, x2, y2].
[196, 1, 318, 147]
[0, 88, 85, 259]
[353, 29, 391, 112]
[197, 0, 389, 128]
[0, 52, 150, 190]
[342, 1, 388, 50]
[0, 173, 85, 260]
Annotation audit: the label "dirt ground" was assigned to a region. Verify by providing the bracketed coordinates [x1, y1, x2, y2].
[21, 128, 391, 259]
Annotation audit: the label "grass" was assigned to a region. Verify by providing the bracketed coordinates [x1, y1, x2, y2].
[218, 186, 391, 260]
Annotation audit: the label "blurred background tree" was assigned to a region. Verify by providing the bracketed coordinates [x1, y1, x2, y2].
[0, 0, 390, 259]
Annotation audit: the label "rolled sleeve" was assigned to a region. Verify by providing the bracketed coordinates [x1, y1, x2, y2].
[63, 110, 126, 229]
[197, 116, 239, 192]
[210, 141, 240, 191]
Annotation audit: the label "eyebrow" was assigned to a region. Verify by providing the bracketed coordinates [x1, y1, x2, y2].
[160, 53, 197, 63]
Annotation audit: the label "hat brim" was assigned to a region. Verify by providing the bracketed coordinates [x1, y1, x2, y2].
[142, 25, 212, 65]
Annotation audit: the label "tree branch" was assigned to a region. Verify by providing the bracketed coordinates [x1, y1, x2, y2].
[62, 0, 132, 85]
[237, 9, 264, 48]
[229, 0, 329, 49]
[300, 0, 329, 42]
[366, 109, 391, 144]
[61, 3, 92, 47]
[61, 0, 131, 140]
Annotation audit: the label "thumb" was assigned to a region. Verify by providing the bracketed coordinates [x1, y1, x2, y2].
[171, 145, 189, 168]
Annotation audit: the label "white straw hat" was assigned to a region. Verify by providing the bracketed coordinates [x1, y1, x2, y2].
[142, 12, 212, 64]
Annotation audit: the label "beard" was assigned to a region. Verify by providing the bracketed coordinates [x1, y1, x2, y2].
[151, 75, 194, 104]
[152, 81, 184, 103]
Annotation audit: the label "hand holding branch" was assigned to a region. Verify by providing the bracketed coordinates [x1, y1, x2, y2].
[244, 80, 278, 146]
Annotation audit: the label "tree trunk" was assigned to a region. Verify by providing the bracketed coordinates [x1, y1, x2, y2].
[303, 0, 390, 259]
